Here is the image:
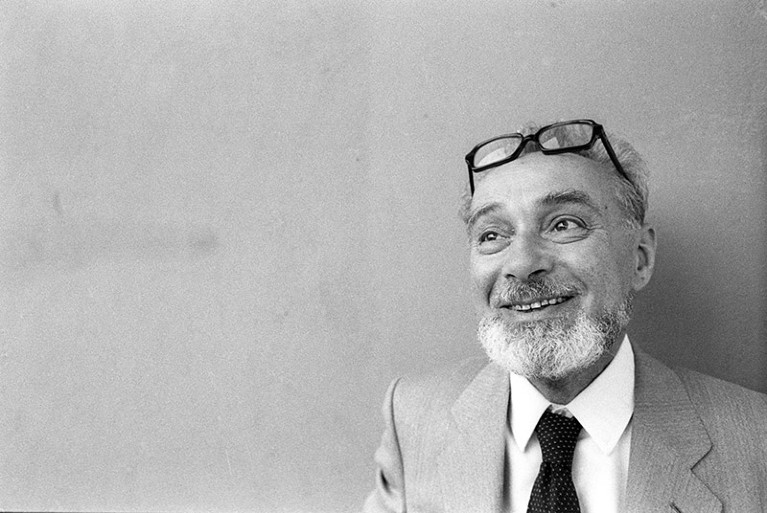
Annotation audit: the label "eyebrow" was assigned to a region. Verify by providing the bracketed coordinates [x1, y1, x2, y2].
[538, 190, 601, 213]
[466, 189, 602, 231]
[466, 203, 504, 231]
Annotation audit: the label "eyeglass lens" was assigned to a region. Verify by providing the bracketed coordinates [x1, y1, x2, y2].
[471, 122, 597, 169]
[538, 123, 594, 151]
[473, 137, 522, 168]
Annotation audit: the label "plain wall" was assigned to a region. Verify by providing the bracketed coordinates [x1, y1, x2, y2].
[1, 0, 765, 511]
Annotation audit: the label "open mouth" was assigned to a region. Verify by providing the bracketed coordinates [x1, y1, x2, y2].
[504, 296, 573, 312]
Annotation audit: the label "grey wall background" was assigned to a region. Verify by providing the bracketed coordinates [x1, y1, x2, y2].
[1, 0, 765, 511]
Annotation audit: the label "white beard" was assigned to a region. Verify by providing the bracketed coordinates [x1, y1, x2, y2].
[477, 300, 631, 381]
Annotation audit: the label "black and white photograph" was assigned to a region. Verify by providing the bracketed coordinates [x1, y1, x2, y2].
[1, 1, 766, 511]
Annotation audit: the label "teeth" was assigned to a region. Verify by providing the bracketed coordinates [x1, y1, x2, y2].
[511, 296, 568, 311]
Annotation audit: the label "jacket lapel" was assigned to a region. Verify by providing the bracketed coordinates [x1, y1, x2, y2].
[626, 350, 722, 513]
[438, 361, 509, 513]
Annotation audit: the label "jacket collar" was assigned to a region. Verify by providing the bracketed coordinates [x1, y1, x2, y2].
[626, 349, 721, 513]
[437, 350, 723, 513]
[438, 360, 510, 513]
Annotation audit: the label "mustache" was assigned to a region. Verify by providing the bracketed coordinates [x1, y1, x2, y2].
[493, 278, 583, 305]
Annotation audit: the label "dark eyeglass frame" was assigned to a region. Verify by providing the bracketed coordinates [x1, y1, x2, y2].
[464, 119, 629, 195]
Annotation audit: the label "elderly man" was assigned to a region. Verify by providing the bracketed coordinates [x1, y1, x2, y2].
[364, 120, 767, 512]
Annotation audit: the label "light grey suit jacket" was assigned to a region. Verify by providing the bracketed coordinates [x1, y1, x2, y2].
[364, 349, 767, 512]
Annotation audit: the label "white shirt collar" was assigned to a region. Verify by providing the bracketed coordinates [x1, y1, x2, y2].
[508, 335, 635, 455]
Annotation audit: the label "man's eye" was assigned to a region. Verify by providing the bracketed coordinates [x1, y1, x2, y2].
[479, 231, 500, 242]
[546, 217, 590, 242]
[474, 230, 510, 254]
[553, 219, 584, 232]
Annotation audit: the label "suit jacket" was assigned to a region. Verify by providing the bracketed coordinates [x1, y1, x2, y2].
[363, 348, 767, 512]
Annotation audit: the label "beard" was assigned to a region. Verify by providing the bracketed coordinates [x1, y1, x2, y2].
[477, 284, 632, 381]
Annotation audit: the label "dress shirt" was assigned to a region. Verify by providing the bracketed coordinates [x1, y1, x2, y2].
[506, 336, 635, 513]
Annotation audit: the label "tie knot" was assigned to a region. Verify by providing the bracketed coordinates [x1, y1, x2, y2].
[535, 409, 582, 466]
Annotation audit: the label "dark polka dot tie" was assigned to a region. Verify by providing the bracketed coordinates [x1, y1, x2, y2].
[526, 409, 582, 513]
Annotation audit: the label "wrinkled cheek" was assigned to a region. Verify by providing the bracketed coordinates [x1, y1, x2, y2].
[476, 279, 499, 312]
[470, 257, 504, 308]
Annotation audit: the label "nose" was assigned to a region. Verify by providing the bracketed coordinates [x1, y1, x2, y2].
[501, 232, 553, 281]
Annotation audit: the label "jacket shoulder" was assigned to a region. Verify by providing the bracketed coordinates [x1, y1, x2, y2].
[392, 356, 491, 420]
[636, 349, 767, 425]
[673, 366, 767, 423]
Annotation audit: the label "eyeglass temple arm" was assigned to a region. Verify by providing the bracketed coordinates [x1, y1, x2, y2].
[468, 162, 476, 195]
[597, 129, 629, 181]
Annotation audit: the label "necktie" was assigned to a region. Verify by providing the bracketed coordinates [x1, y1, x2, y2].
[527, 409, 582, 513]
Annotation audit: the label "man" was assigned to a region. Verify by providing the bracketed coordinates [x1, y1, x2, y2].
[364, 120, 767, 512]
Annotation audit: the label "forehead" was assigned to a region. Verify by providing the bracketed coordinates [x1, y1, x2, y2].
[470, 152, 618, 215]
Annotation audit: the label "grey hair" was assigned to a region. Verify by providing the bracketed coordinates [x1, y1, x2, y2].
[459, 123, 650, 228]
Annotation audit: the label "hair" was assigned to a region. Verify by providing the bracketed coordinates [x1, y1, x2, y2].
[478, 294, 632, 380]
[459, 122, 650, 228]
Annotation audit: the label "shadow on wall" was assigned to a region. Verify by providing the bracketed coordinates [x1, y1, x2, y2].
[2, 213, 219, 281]
[631, 139, 767, 394]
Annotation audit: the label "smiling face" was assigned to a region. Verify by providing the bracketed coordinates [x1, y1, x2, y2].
[468, 152, 655, 381]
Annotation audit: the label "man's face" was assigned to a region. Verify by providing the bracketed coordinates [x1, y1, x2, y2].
[468, 152, 654, 379]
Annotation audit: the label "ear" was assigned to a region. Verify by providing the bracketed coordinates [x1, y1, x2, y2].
[631, 224, 656, 292]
